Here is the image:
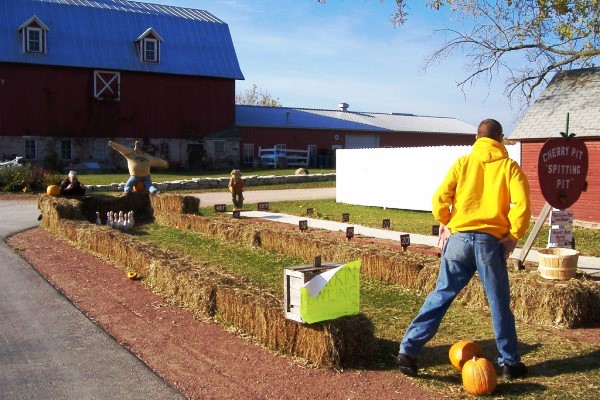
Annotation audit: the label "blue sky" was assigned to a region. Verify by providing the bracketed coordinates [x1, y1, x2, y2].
[146, 0, 520, 132]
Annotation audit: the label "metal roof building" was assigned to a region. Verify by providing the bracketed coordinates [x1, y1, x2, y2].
[236, 104, 477, 135]
[0, 0, 244, 79]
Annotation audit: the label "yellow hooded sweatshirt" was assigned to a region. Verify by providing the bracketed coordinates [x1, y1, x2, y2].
[432, 137, 531, 241]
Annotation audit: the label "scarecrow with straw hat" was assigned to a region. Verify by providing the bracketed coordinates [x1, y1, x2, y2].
[228, 169, 246, 211]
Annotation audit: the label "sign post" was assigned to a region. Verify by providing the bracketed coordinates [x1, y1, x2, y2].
[513, 114, 588, 270]
[548, 209, 574, 248]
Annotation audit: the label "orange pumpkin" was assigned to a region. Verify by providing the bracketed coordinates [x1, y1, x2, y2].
[462, 356, 497, 395]
[132, 181, 146, 193]
[47, 184, 61, 196]
[127, 272, 138, 280]
[449, 340, 484, 371]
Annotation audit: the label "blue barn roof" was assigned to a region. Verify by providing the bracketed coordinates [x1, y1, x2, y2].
[0, 0, 244, 79]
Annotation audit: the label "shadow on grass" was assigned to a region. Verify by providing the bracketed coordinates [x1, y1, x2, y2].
[530, 348, 600, 377]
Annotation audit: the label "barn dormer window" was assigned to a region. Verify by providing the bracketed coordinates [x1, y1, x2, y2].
[144, 38, 158, 62]
[136, 28, 163, 63]
[19, 16, 49, 54]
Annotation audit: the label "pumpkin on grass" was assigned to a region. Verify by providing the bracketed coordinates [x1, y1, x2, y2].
[46, 185, 61, 196]
[449, 340, 484, 371]
[462, 356, 497, 395]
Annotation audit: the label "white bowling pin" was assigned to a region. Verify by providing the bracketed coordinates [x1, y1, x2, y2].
[128, 211, 135, 228]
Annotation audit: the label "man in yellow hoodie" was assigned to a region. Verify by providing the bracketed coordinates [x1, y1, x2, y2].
[398, 119, 531, 380]
[108, 140, 168, 194]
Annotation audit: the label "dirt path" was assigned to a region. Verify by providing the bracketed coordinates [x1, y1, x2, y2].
[8, 228, 434, 400]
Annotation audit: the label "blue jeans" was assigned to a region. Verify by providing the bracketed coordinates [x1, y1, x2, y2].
[399, 232, 521, 367]
[124, 175, 157, 194]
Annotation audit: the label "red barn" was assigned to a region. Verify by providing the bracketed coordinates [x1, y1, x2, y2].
[0, 0, 244, 171]
[510, 68, 600, 226]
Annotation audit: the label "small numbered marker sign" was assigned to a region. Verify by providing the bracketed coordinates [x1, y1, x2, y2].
[382, 219, 391, 229]
[342, 213, 350, 223]
[431, 225, 440, 236]
[214, 204, 227, 213]
[257, 202, 269, 211]
[346, 227, 354, 240]
[400, 234, 410, 248]
[299, 220, 308, 231]
[232, 210, 241, 219]
[307, 208, 314, 215]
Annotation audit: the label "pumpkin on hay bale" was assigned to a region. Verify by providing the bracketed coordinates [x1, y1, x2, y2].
[47, 184, 61, 196]
[132, 181, 146, 193]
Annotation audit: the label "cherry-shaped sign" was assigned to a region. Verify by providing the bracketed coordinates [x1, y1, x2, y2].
[538, 121, 588, 210]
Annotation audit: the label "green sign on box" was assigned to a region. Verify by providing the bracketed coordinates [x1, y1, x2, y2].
[298, 259, 361, 324]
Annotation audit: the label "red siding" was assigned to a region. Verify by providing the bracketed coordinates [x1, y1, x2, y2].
[521, 140, 600, 223]
[0, 63, 235, 139]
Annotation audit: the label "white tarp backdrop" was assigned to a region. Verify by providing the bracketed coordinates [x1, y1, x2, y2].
[336, 144, 522, 212]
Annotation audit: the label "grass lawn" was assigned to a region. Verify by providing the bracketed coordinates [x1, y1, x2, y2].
[132, 223, 600, 399]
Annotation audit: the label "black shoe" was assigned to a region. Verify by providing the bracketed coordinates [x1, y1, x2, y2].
[397, 353, 418, 377]
[502, 362, 528, 379]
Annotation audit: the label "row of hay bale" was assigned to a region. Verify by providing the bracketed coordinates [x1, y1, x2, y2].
[151, 195, 600, 328]
[38, 195, 375, 369]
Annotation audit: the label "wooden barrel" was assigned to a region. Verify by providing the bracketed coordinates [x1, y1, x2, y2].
[537, 248, 579, 280]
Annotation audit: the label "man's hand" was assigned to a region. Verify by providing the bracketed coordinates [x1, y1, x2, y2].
[437, 224, 452, 250]
[499, 236, 518, 259]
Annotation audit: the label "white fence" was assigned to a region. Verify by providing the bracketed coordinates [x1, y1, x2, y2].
[258, 147, 309, 168]
[336, 144, 521, 212]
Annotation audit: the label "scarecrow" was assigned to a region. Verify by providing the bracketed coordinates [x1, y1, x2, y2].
[228, 169, 246, 211]
[108, 140, 168, 194]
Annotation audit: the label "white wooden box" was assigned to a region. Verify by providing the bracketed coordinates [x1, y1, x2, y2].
[284, 262, 343, 323]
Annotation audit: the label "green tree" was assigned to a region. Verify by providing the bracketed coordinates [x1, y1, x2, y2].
[235, 84, 282, 106]
[318, 1, 600, 107]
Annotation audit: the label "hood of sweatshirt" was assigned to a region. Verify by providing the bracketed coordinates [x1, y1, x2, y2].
[472, 137, 508, 163]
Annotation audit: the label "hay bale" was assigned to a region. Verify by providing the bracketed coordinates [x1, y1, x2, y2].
[414, 264, 600, 328]
[151, 194, 199, 215]
[41, 206, 376, 367]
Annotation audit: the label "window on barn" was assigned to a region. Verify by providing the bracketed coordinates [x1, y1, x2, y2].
[144, 38, 158, 62]
[61, 140, 72, 160]
[136, 28, 163, 63]
[24, 138, 37, 160]
[27, 28, 42, 52]
[94, 70, 120, 100]
[243, 143, 254, 164]
[19, 17, 49, 54]
[92, 140, 106, 161]
[160, 142, 170, 159]
[214, 141, 226, 158]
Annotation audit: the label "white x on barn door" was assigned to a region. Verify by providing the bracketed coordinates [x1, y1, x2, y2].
[93, 70, 120, 100]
